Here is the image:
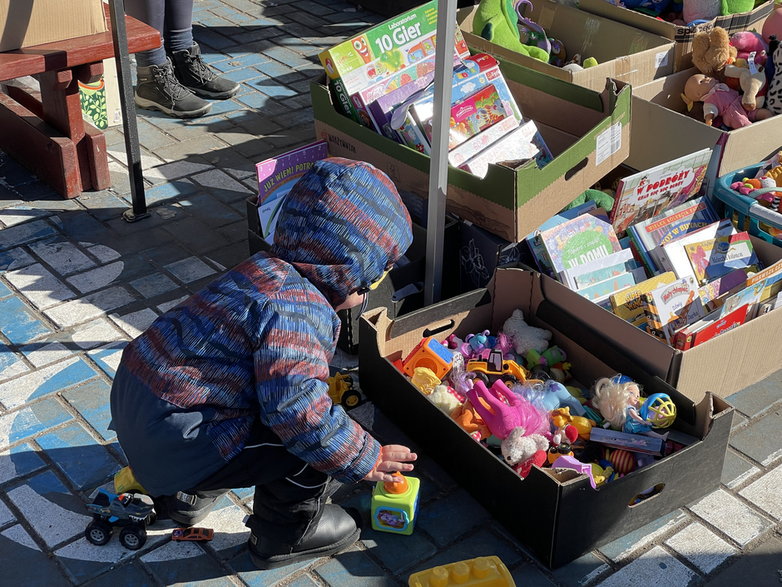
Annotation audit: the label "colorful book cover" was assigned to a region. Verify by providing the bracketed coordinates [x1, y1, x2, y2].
[719, 278, 768, 319]
[610, 148, 712, 235]
[525, 201, 597, 277]
[575, 267, 646, 301]
[658, 218, 735, 281]
[697, 268, 750, 310]
[559, 248, 638, 290]
[255, 140, 329, 243]
[537, 213, 622, 275]
[627, 196, 719, 273]
[691, 303, 749, 348]
[641, 276, 702, 342]
[609, 271, 678, 323]
[685, 231, 759, 284]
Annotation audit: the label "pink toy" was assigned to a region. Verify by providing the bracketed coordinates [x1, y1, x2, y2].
[730, 31, 768, 67]
[681, 74, 772, 129]
[466, 379, 548, 439]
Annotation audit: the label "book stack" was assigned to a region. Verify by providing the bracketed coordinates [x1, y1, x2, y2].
[318, 2, 552, 178]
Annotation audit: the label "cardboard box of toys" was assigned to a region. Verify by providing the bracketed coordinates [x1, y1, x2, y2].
[579, 0, 772, 71]
[457, 0, 675, 91]
[312, 55, 631, 243]
[0, 0, 106, 52]
[530, 234, 782, 399]
[358, 267, 732, 568]
[627, 68, 782, 179]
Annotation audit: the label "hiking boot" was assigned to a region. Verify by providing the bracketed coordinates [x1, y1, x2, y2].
[170, 43, 240, 100]
[135, 59, 211, 119]
[247, 504, 361, 570]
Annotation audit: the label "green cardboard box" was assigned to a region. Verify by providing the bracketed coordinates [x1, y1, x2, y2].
[312, 56, 631, 243]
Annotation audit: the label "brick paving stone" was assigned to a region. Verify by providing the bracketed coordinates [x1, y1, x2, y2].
[0, 347, 29, 381]
[61, 378, 116, 443]
[75, 192, 133, 222]
[28, 240, 95, 276]
[706, 534, 782, 586]
[165, 256, 218, 283]
[729, 408, 782, 466]
[197, 499, 250, 561]
[549, 551, 610, 587]
[230, 549, 313, 586]
[0, 498, 14, 526]
[0, 524, 71, 587]
[595, 546, 697, 586]
[664, 521, 737, 574]
[0, 219, 58, 251]
[86, 244, 122, 264]
[738, 464, 782, 520]
[141, 540, 229, 586]
[129, 272, 180, 298]
[0, 444, 46, 484]
[142, 179, 199, 205]
[510, 562, 557, 587]
[108, 308, 158, 339]
[726, 370, 782, 417]
[80, 563, 156, 587]
[35, 422, 119, 490]
[178, 193, 245, 226]
[0, 206, 54, 228]
[87, 345, 126, 379]
[66, 262, 125, 294]
[690, 489, 774, 546]
[284, 575, 320, 587]
[0, 357, 98, 409]
[21, 341, 74, 368]
[721, 448, 761, 489]
[416, 488, 491, 548]
[0, 398, 72, 449]
[0, 246, 35, 271]
[315, 547, 395, 586]
[157, 295, 189, 313]
[7, 470, 88, 547]
[44, 285, 137, 328]
[358, 524, 438, 575]
[597, 509, 687, 562]
[5, 263, 76, 310]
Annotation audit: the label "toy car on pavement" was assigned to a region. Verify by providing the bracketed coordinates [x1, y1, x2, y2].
[327, 371, 362, 408]
[172, 527, 214, 541]
[84, 488, 156, 550]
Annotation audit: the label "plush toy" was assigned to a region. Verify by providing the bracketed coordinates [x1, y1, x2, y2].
[451, 399, 491, 440]
[681, 73, 772, 128]
[764, 39, 782, 115]
[719, 0, 753, 17]
[561, 54, 599, 72]
[467, 379, 549, 439]
[472, 0, 550, 62]
[730, 31, 768, 68]
[691, 27, 737, 78]
[563, 188, 615, 212]
[682, 0, 720, 24]
[515, 0, 552, 56]
[501, 308, 552, 355]
[500, 426, 549, 478]
[429, 384, 464, 414]
[622, 0, 672, 16]
[724, 56, 767, 110]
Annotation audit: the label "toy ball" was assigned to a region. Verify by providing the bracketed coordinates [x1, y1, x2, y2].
[639, 393, 677, 428]
[606, 448, 636, 474]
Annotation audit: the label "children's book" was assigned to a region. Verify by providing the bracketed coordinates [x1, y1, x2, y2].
[673, 303, 749, 350]
[610, 271, 678, 323]
[575, 267, 646, 301]
[525, 201, 599, 276]
[697, 268, 750, 310]
[537, 212, 622, 275]
[610, 148, 712, 235]
[657, 219, 736, 281]
[719, 278, 768, 319]
[558, 248, 638, 290]
[684, 231, 759, 284]
[627, 196, 720, 273]
[641, 275, 702, 343]
[255, 140, 329, 244]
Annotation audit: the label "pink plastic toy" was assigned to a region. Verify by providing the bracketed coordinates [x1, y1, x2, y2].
[466, 379, 548, 439]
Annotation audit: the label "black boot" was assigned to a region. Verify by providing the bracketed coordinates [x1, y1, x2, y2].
[170, 43, 240, 100]
[152, 490, 225, 527]
[247, 504, 361, 570]
[135, 59, 212, 119]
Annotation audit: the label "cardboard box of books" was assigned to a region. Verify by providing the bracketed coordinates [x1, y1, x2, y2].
[579, 0, 772, 71]
[456, 0, 675, 92]
[627, 68, 782, 182]
[312, 56, 631, 243]
[358, 267, 733, 568]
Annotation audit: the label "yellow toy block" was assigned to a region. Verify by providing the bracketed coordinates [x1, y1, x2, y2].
[408, 556, 515, 586]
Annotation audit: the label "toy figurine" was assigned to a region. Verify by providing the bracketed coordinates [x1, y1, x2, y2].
[591, 375, 652, 433]
[451, 399, 491, 441]
[466, 379, 549, 439]
[680, 73, 772, 129]
[550, 406, 595, 440]
[371, 472, 420, 535]
[410, 367, 441, 395]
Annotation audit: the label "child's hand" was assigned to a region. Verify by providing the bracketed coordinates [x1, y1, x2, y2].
[363, 444, 417, 483]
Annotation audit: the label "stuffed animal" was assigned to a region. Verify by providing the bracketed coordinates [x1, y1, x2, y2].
[563, 188, 615, 212]
[730, 31, 768, 68]
[720, 0, 753, 17]
[764, 39, 782, 115]
[429, 384, 463, 414]
[501, 308, 552, 355]
[725, 56, 767, 110]
[500, 426, 549, 478]
[681, 73, 772, 128]
[472, 0, 550, 62]
[691, 27, 737, 78]
[682, 0, 720, 24]
[466, 379, 549, 439]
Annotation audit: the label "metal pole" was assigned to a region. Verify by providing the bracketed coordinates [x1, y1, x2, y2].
[424, 0, 456, 305]
[108, 0, 150, 222]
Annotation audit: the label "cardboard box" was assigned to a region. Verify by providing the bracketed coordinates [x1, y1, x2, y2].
[312, 56, 631, 243]
[358, 267, 732, 568]
[0, 0, 106, 52]
[457, 0, 675, 92]
[579, 0, 772, 71]
[531, 236, 782, 399]
[628, 69, 782, 180]
[79, 58, 123, 130]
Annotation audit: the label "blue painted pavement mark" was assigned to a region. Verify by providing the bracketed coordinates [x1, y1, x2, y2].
[0, 278, 11, 298]
[0, 296, 53, 344]
[0, 525, 71, 587]
[0, 357, 100, 409]
[315, 549, 392, 586]
[61, 378, 116, 443]
[87, 344, 126, 379]
[1, 397, 72, 449]
[72, 562, 156, 587]
[35, 422, 119, 490]
[0, 442, 46, 484]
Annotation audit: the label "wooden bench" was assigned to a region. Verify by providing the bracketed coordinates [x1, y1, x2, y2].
[0, 9, 159, 198]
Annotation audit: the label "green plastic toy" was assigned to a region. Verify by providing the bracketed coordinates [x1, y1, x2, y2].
[472, 0, 550, 63]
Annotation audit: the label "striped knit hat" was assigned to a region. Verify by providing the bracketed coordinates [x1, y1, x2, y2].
[271, 157, 413, 306]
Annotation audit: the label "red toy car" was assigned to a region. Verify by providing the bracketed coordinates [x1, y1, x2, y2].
[171, 527, 214, 541]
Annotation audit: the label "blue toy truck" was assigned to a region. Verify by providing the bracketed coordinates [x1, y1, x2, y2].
[84, 488, 156, 550]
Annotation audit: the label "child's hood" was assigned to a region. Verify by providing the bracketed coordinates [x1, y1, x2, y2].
[271, 157, 413, 306]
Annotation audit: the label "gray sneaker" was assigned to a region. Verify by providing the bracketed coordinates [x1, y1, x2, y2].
[135, 58, 212, 119]
[170, 43, 240, 100]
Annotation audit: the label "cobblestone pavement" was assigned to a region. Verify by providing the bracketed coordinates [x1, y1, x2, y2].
[0, 0, 780, 585]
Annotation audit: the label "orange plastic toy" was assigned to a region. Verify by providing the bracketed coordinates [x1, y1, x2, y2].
[402, 336, 453, 379]
[408, 556, 515, 586]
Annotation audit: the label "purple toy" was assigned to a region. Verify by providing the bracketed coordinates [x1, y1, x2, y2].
[466, 379, 549, 439]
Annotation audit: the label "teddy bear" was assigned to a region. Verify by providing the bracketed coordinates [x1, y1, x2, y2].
[691, 27, 737, 78]
[501, 308, 552, 356]
[500, 426, 549, 478]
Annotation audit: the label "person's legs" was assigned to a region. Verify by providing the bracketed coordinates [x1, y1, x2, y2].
[125, 0, 167, 67]
[163, 0, 194, 53]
